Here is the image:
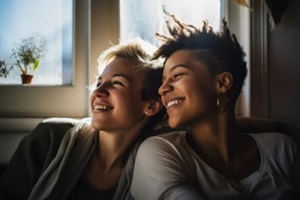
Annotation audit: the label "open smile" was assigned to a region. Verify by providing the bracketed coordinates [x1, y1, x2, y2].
[93, 103, 113, 111]
[166, 98, 184, 109]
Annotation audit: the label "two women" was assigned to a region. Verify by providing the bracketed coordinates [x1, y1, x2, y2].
[131, 16, 300, 199]
[0, 38, 164, 200]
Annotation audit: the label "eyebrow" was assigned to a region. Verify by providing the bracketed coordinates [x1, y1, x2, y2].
[97, 73, 132, 82]
[168, 64, 191, 72]
[162, 64, 191, 80]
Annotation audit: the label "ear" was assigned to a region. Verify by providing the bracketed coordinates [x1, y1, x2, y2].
[216, 72, 233, 93]
[144, 99, 163, 117]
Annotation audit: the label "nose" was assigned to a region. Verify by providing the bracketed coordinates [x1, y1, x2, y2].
[158, 79, 173, 96]
[92, 82, 109, 97]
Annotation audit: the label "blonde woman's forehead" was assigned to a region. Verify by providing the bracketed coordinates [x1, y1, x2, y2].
[100, 57, 147, 81]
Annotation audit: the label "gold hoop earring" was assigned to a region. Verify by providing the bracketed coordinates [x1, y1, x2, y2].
[217, 93, 228, 113]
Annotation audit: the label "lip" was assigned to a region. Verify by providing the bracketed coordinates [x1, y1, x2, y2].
[92, 100, 113, 112]
[163, 97, 184, 109]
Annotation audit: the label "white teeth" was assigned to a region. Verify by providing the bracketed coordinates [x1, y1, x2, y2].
[166, 99, 182, 108]
[94, 104, 112, 111]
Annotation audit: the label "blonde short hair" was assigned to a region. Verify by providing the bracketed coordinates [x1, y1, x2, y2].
[97, 38, 161, 75]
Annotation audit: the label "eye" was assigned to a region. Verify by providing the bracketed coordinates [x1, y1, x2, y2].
[173, 73, 185, 79]
[112, 80, 124, 86]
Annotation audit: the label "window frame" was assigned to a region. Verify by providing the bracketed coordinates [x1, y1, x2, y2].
[0, 0, 91, 132]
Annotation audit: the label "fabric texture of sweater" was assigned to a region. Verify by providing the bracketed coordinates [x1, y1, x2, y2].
[0, 118, 138, 200]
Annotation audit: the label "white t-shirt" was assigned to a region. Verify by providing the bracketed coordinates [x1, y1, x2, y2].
[131, 132, 300, 200]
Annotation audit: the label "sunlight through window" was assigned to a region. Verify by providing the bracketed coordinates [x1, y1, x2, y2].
[120, 0, 221, 45]
[0, 0, 73, 85]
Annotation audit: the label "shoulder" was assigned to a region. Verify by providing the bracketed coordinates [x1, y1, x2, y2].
[0, 118, 85, 199]
[249, 132, 297, 150]
[139, 131, 187, 153]
[136, 131, 191, 167]
[134, 131, 187, 170]
[18, 118, 93, 168]
[132, 131, 200, 200]
[23, 117, 80, 144]
[249, 132, 298, 165]
[70, 118, 95, 139]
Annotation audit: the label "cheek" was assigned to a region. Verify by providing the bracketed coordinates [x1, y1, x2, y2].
[90, 94, 95, 107]
[116, 100, 145, 128]
[118, 92, 144, 113]
[185, 79, 216, 108]
[193, 91, 216, 116]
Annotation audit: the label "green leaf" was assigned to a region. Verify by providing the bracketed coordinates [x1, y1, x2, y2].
[33, 60, 40, 71]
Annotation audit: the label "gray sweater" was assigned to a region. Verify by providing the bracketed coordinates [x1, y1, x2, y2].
[0, 118, 138, 200]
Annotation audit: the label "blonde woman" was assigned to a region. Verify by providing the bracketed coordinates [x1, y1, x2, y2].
[1, 38, 164, 200]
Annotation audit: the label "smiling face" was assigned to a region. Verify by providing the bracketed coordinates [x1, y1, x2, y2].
[158, 49, 218, 128]
[90, 57, 149, 132]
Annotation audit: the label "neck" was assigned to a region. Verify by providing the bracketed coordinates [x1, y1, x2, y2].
[189, 111, 241, 164]
[186, 110, 260, 180]
[95, 127, 142, 172]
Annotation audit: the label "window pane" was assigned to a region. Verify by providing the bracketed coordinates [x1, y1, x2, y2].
[120, 0, 221, 45]
[0, 0, 73, 85]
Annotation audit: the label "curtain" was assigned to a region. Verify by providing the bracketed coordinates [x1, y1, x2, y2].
[234, 0, 290, 27]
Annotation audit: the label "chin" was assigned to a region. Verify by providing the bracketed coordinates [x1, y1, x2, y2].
[91, 118, 103, 130]
[91, 122, 100, 130]
[168, 119, 181, 129]
[168, 117, 190, 129]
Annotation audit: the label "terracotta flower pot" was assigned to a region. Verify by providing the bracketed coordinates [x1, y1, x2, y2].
[21, 74, 34, 84]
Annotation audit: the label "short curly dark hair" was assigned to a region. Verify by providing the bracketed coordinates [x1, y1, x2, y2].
[153, 12, 247, 101]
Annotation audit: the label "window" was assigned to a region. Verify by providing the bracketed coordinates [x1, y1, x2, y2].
[0, 0, 90, 120]
[119, 0, 251, 116]
[0, 0, 73, 85]
[120, 0, 221, 44]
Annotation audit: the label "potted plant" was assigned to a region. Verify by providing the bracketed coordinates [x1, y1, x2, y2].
[11, 33, 47, 84]
[0, 59, 12, 78]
